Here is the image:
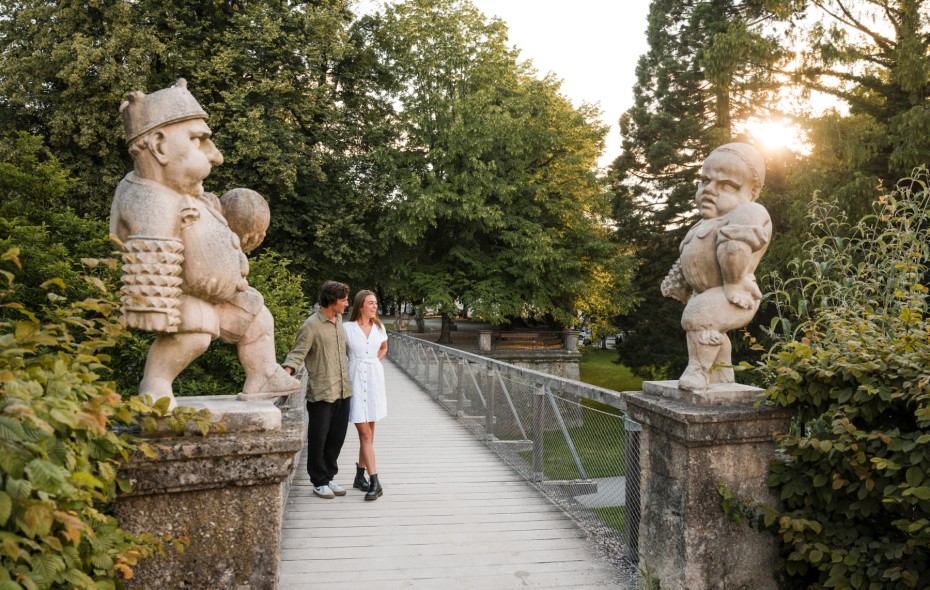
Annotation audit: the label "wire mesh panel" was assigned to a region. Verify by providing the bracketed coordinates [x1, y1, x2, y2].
[387, 332, 642, 581]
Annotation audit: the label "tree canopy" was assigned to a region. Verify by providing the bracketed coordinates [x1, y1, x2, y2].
[365, 0, 638, 333]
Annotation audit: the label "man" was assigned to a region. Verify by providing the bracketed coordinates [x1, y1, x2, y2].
[283, 281, 353, 499]
[660, 142, 771, 391]
[109, 79, 300, 408]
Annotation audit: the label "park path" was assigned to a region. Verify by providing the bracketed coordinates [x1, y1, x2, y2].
[278, 360, 626, 589]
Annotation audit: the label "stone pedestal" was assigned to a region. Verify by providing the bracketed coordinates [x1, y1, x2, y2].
[478, 329, 492, 352]
[115, 396, 304, 590]
[626, 384, 792, 590]
[562, 330, 580, 351]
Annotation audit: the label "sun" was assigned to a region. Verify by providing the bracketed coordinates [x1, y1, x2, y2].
[742, 117, 811, 155]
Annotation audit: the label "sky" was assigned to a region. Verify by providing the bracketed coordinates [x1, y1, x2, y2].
[356, 0, 653, 169]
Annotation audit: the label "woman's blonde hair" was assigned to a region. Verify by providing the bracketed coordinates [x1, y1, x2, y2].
[349, 290, 382, 329]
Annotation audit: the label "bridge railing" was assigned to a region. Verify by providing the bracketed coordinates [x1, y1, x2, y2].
[388, 332, 642, 571]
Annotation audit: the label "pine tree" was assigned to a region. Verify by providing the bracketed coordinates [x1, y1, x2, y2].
[609, 0, 787, 377]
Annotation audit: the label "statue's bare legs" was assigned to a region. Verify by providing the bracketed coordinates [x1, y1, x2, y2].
[139, 332, 212, 410]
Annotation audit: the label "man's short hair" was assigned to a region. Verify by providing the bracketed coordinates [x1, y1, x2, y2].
[319, 281, 349, 308]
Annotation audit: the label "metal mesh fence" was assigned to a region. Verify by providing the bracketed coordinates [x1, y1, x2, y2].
[389, 332, 643, 583]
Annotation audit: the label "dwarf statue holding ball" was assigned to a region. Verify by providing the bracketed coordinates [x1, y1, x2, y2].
[660, 143, 771, 392]
[109, 79, 300, 408]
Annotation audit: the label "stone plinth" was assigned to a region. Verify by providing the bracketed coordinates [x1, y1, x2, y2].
[115, 396, 304, 590]
[644, 380, 767, 406]
[626, 386, 792, 590]
[486, 349, 582, 381]
[478, 329, 492, 352]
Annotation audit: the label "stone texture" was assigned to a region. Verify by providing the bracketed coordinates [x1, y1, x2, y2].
[627, 390, 792, 590]
[660, 143, 772, 393]
[643, 379, 766, 406]
[111, 79, 300, 410]
[486, 349, 581, 380]
[115, 399, 304, 590]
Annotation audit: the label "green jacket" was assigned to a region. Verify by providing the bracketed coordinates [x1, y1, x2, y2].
[282, 311, 352, 403]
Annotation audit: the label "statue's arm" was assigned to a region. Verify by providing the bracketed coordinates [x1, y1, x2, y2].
[661, 258, 693, 303]
[282, 319, 314, 374]
[111, 190, 185, 333]
[716, 203, 771, 308]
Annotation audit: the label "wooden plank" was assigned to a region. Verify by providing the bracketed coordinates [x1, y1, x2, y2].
[278, 360, 628, 589]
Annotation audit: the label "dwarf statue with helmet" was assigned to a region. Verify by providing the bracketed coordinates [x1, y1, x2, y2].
[660, 142, 771, 392]
[110, 79, 300, 409]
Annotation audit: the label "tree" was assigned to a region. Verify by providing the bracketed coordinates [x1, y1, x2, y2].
[609, 0, 789, 377]
[772, 0, 930, 223]
[365, 0, 637, 341]
[0, 0, 382, 292]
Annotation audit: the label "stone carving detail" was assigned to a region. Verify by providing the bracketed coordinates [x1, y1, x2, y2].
[661, 142, 771, 392]
[110, 79, 300, 409]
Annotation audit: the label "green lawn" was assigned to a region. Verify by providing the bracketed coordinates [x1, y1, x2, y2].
[579, 348, 644, 392]
[519, 404, 627, 480]
[591, 505, 627, 533]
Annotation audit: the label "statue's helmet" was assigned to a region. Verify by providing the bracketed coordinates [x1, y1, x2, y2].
[120, 78, 208, 144]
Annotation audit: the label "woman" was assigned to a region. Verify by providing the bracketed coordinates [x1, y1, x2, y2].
[345, 290, 388, 500]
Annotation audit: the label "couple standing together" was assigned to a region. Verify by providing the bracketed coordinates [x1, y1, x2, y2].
[282, 281, 387, 501]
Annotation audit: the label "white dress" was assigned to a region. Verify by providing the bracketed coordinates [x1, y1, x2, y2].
[346, 321, 388, 423]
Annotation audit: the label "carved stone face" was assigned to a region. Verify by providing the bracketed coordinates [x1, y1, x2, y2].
[159, 118, 223, 196]
[694, 151, 755, 219]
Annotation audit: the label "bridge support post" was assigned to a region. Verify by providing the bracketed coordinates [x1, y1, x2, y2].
[484, 368, 496, 440]
[115, 397, 304, 590]
[531, 383, 545, 482]
[626, 383, 792, 590]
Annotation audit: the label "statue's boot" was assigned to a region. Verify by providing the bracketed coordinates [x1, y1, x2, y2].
[237, 307, 301, 401]
[239, 365, 301, 401]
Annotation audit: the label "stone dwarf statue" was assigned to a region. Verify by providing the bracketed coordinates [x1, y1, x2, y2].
[109, 79, 300, 409]
[660, 142, 771, 392]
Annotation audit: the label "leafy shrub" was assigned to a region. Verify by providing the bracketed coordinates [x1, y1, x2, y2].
[755, 168, 930, 589]
[0, 248, 161, 589]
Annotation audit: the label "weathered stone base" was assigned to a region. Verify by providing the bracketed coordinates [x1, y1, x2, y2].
[486, 350, 581, 381]
[643, 380, 766, 406]
[115, 396, 304, 590]
[627, 386, 792, 590]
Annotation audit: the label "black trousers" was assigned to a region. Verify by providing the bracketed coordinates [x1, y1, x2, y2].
[306, 397, 350, 488]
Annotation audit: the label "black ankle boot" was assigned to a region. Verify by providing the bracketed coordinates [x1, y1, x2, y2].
[365, 474, 383, 501]
[353, 464, 369, 492]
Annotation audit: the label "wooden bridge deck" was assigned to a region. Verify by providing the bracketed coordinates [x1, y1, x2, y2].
[278, 361, 627, 589]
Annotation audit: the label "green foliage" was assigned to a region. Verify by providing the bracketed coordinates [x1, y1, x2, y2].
[753, 169, 930, 588]
[0, 248, 162, 588]
[764, 0, 930, 262]
[368, 0, 636, 327]
[0, 133, 76, 218]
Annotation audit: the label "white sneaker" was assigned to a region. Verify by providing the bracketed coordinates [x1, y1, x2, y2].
[328, 480, 347, 496]
[313, 485, 335, 499]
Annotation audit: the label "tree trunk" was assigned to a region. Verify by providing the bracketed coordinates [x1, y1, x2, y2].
[439, 312, 453, 344]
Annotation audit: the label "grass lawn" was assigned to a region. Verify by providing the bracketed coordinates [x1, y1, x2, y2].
[579, 347, 644, 392]
[519, 402, 627, 480]
[591, 505, 627, 533]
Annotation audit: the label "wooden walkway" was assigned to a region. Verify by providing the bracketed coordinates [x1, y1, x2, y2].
[278, 361, 627, 589]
